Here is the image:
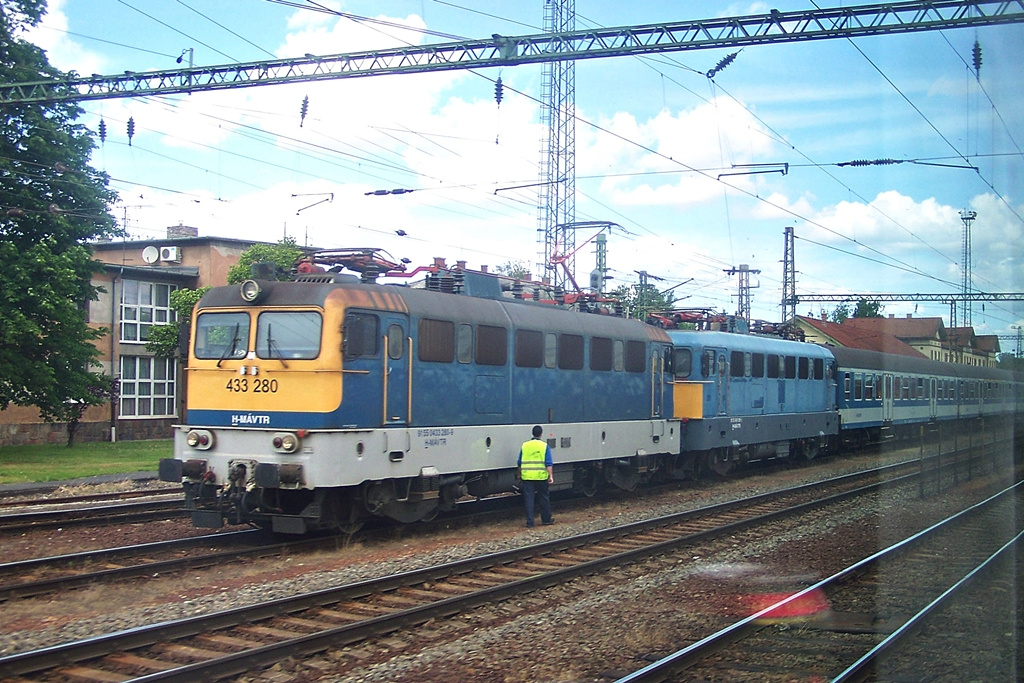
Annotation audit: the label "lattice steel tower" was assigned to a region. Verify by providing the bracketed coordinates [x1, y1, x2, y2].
[536, 0, 576, 289]
[781, 226, 797, 322]
[960, 209, 977, 326]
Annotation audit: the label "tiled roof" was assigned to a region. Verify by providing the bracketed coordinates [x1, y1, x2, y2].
[841, 316, 945, 341]
[795, 316, 925, 357]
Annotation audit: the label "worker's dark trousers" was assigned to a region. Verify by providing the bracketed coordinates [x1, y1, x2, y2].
[522, 479, 552, 527]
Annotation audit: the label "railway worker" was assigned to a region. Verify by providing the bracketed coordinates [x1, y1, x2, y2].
[518, 425, 555, 528]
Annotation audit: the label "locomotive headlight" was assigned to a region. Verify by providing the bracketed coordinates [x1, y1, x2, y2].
[272, 432, 301, 454]
[239, 279, 264, 303]
[186, 429, 215, 450]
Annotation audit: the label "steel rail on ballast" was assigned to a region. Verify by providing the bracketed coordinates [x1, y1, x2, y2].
[0, 460, 928, 681]
[615, 480, 1024, 683]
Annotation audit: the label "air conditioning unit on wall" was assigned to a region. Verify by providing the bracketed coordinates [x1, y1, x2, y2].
[160, 246, 182, 262]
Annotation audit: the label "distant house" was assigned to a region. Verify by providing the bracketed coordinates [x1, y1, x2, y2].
[0, 226, 278, 446]
[791, 313, 998, 367]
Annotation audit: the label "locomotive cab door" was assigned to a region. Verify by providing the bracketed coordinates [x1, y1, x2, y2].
[382, 317, 410, 425]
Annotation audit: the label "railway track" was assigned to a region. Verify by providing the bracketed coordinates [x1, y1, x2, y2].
[616, 480, 1024, 682]
[0, 497, 187, 534]
[0, 458, 950, 682]
[0, 486, 180, 509]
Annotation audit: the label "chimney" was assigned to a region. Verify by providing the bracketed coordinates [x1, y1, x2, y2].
[480, 265, 488, 273]
[166, 223, 199, 239]
[906, 313, 912, 319]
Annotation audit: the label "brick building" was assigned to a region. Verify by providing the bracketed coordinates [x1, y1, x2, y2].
[0, 226, 273, 446]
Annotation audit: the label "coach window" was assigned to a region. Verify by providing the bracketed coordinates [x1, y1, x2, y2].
[591, 337, 613, 371]
[457, 323, 473, 364]
[844, 374, 851, 402]
[674, 348, 692, 378]
[766, 353, 780, 379]
[625, 340, 646, 373]
[864, 374, 875, 400]
[515, 329, 543, 368]
[418, 318, 454, 363]
[730, 351, 744, 377]
[558, 334, 584, 370]
[798, 357, 809, 380]
[916, 377, 924, 399]
[613, 340, 624, 371]
[476, 325, 507, 366]
[751, 353, 764, 378]
[784, 356, 797, 379]
[854, 374, 863, 400]
[902, 377, 910, 400]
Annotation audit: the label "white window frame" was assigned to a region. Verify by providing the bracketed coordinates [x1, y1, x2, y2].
[120, 355, 177, 418]
[120, 280, 178, 343]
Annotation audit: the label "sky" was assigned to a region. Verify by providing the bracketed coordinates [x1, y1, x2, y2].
[17, 0, 1024, 348]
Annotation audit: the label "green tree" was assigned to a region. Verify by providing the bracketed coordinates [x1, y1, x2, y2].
[145, 287, 209, 359]
[0, 0, 120, 431]
[830, 302, 852, 323]
[611, 283, 676, 320]
[494, 259, 531, 280]
[852, 298, 883, 318]
[227, 236, 304, 284]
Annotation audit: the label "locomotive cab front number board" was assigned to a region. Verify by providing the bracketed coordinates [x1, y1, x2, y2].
[225, 377, 280, 393]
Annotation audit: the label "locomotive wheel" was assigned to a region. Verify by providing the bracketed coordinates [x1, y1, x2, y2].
[574, 464, 600, 497]
[799, 440, 820, 461]
[708, 448, 733, 477]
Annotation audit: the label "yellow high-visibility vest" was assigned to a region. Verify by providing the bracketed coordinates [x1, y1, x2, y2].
[520, 439, 549, 480]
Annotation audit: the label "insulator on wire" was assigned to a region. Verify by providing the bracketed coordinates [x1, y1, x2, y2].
[300, 95, 309, 127]
[838, 158, 900, 167]
[98, 118, 107, 144]
[494, 76, 504, 106]
[706, 50, 740, 78]
[972, 40, 982, 78]
[126, 116, 135, 146]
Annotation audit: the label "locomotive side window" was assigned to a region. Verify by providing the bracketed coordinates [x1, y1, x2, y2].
[798, 357, 809, 379]
[195, 312, 250, 360]
[558, 334, 584, 370]
[418, 318, 454, 363]
[387, 324, 404, 360]
[766, 353, 779, 378]
[515, 329, 543, 368]
[730, 351, 744, 377]
[625, 340, 646, 373]
[257, 311, 322, 359]
[784, 356, 796, 379]
[591, 337, 613, 371]
[751, 353, 764, 377]
[674, 348, 692, 378]
[699, 349, 711, 377]
[476, 325, 507, 366]
[813, 358, 824, 380]
[342, 312, 378, 360]
[457, 323, 473, 364]
[544, 333, 557, 368]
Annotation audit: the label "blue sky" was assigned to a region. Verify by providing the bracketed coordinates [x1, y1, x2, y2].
[20, 1, 1024, 344]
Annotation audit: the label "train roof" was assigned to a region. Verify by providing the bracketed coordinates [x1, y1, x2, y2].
[665, 330, 835, 359]
[198, 278, 670, 343]
[828, 345, 1012, 381]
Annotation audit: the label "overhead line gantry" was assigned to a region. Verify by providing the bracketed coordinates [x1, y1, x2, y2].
[2, 1, 1022, 105]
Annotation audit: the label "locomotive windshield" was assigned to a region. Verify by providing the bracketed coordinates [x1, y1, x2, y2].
[194, 312, 249, 360]
[256, 311, 322, 360]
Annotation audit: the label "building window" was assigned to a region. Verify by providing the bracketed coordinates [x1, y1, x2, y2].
[121, 280, 178, 342]
[120, 356, 176, 417]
